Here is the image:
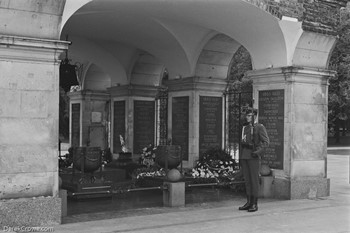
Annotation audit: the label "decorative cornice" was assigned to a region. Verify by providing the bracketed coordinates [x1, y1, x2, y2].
[0, 34, 69, 50]
[67, 90, 110, 101]
[108, 84, 159, 98]
[247, 66, 335, 85]
[0, 34, 69, 63]
[164, 76, 227, 92]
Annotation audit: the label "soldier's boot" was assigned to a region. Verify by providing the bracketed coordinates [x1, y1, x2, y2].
[238, 195, 251, 210]
[248, 197, 258, 212]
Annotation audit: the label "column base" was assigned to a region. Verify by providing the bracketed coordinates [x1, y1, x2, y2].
[273, 177, 330, 200]
[163, 182, 185, 207]
[59, 189, 67, 217]
[0, 197, 61, 227]
[259, 176, 274, 198]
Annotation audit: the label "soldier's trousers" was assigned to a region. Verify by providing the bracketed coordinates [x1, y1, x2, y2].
[241, 159, 260, 197]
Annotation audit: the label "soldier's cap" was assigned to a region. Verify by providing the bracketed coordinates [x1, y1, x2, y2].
[246, 107, 258, 115]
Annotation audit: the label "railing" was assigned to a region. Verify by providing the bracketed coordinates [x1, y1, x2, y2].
[69, 180, 245, 196]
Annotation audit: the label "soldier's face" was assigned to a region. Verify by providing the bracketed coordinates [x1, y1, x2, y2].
[246, 113, 253, 123]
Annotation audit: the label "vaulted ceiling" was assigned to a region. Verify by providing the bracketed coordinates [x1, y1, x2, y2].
[61, 0, 302, 86]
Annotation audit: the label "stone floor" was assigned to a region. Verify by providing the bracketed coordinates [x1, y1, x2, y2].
[60, 145, 349, 226]
[49, 148, 350, 233]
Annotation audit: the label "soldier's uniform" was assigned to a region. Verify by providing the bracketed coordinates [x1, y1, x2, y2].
[239, 118, 269, 212]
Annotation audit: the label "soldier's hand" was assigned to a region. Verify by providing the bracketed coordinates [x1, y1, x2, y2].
[251, 151, 259, 158]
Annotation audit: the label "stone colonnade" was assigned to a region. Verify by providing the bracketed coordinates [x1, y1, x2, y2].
[68, 66, 332, 201]
[0, 42, 334, 226]
[68, 76, 227, 167]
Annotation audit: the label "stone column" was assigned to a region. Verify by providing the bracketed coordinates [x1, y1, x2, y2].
[248, 66, 333, 199]
[109, 85, 158, 160]
[165, 77, 226, 168]
[68, 90, 110, 149]
[0, 36, 68, 226]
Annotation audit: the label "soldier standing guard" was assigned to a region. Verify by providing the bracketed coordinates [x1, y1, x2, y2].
[238, 107, 269, 212]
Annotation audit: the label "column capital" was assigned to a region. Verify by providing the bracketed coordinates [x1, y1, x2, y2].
[68, 90, 110, 101]
[108, 84, 158, 98]
[0, 34, 70, 63]
[164, 76, 227, 93]
[247, 66, 336, 86]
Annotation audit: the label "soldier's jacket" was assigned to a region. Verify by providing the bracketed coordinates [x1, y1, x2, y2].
[241, 123, 269, 159]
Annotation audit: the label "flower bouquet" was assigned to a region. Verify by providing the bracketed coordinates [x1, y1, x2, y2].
[131, 166, 166, 187]
[139, 143, 157, 167]
[191, 147, 240, 183]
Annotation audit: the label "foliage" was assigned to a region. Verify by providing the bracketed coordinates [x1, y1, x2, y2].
[228, 46, 253, 93]
[139, 144, 157, 167]
[328, 9, 350, 140]
[191, 147, 240, 182]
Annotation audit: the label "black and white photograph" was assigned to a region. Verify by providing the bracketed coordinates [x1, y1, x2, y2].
[0, 0, 349, 232]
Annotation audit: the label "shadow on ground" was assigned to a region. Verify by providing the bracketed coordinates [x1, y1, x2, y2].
[63, 187, 245, 224]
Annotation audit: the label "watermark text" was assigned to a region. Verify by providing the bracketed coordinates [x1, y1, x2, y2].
[3, 226, 54, 232]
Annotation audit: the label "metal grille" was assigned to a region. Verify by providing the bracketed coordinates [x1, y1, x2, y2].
[226, 90, 253, 161]
[155, 87, 168, 146]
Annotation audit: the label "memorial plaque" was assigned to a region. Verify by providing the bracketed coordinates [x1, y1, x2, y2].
[199, 96, 222, 158]
[172, 96, 189, 161]
[134, 100, 155, 153]
[113, 101, 125, 153]
[71, 103, 80, 147]
[258, 89, 284, 169]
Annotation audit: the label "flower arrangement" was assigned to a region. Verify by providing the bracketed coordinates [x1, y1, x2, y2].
[132, 167, 166, 179]
[139, 143, 157, 167]
[191, 147, 239, 182]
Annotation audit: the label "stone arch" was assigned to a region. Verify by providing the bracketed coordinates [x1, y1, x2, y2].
[60, 35, 128, 86]
[130, 52, 166, 87]
[292, 31, 337, 69]
[60, 0, 93, 35]
[83, 63, 111, 91]
[194, 34, 242, 79]
[59, 0, 291, 81]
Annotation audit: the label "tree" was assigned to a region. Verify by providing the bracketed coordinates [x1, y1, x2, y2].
[228, 46, 253, 93]
[328, 7, 350, 142]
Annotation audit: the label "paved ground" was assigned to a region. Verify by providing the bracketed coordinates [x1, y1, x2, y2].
[52, 147, 350, 233]
[2, 148, 349, 233]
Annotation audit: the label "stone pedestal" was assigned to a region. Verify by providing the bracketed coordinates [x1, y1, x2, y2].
[68, 90, 110, 148]
[259, 176, 274, 198]
[163, 182, 185, 207]
[165, 77, 226, 168]
[59, 189, 67, 217]
[273, 177, 330, 200]
[249, 67, 333, 199]
[109, 85, 158, 157]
